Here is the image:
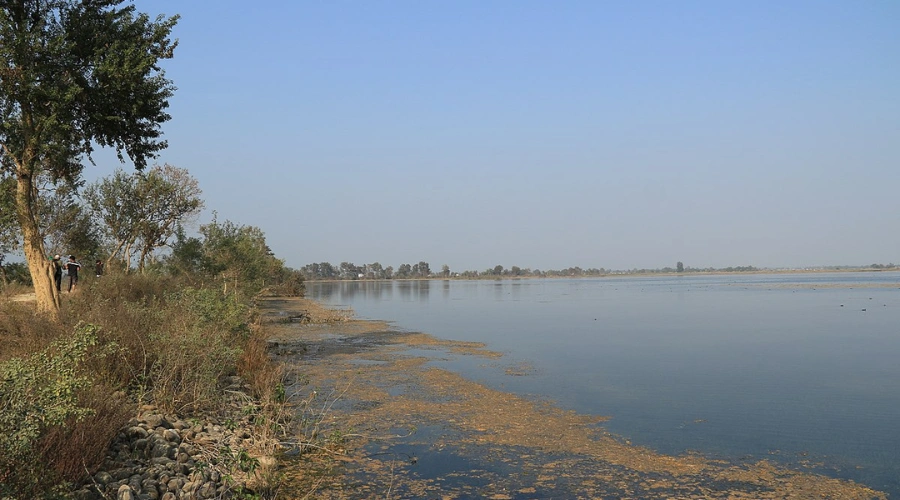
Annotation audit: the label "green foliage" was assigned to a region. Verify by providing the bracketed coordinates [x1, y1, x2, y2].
[0, 175, 17, 254]
[0, 325, 99, 496]
[86, 167, 202, 270]
[265, 266, 305, 297]
[83, 165, 203, 272]
[167, 214, 290, 297]
[169, 286, 252, 337]
[0, 1, 179, 176]
[0, 260, 32, 286]
[0, 1, 179, 312]
[39, 182, 103, 260]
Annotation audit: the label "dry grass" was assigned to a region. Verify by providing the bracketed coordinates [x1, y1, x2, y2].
[37, 385, 133, 483]
[0, 301, 67, 362]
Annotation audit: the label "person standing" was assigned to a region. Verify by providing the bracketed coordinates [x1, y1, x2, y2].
[51, 254, 62, 292]
[95, 259, 104, 278]
[66, 255, 81, 292]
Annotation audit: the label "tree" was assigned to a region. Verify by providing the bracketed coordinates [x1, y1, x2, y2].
[132, 165, 203, 272]
[83, 169, 141, 269]
[0, 1, 178, 313]
[441, 264, 450, 278]
[85, 165, 201, 273]
[38, 182, 102, 261]
[368, 262, 384, 279]
[677, 261, 684, 273]
[198, 216, 282, 296]
[339, 262, 360, 280]
[412, 261, 430, 278]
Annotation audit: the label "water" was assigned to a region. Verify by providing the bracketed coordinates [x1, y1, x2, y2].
[307, 273, 900, 496]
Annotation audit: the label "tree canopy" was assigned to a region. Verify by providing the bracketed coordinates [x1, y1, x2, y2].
[0, 0, 179, 313]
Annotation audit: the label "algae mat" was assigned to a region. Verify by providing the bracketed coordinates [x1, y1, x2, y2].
[261, 298, 885, 499]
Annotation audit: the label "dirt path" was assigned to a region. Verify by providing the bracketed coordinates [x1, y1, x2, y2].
[261, 297, 886, 499]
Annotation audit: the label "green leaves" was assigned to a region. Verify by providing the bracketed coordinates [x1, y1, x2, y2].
[0, 1, 179, 312]
[0, 324, 100, 493]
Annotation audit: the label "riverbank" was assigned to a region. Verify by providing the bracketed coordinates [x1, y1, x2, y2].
[263, 296, 887, 499]
[0, 273, 289, 499]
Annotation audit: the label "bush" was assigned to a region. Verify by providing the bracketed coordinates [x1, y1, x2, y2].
[0, 325, 99, 496]
[68, 276, 255, 413]
[264, 267, 305, 297]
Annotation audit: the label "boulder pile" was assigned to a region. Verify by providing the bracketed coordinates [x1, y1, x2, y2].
[74, 378, 266, 500]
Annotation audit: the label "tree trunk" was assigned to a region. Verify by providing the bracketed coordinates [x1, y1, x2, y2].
[138, 246, 150, 274]
[16, 172, 60, 314]
[123, 241, 134, 274]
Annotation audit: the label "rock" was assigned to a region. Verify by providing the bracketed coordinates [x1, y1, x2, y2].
[141, 478, 159, 493]
[112, 468, 135, 481]
[173, 419, 191, 430]
[160, 493, 176, 500]
[95, 471, 113, 485]
[74, 488, 100, 500]
[162, 429, 181, 443]
[166, 477, 184, 492]
[126, 426, 150, 439]
[133, 438, 149, 454]
[144, 414, 172, 429]
[117, 484, 135, 500]
[182, 479, 199, 493]
[198, 481, 217, 498]
[150, 442, 170, 459]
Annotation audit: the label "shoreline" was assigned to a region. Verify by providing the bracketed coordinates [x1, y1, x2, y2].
[263, 296, 888, 499]
[303, 268, 900, 283]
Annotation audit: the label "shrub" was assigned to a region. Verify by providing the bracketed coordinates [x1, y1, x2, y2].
[0, 325, 99, 496]
[37, 384, 133, 486]
[145, 287, 252, 412]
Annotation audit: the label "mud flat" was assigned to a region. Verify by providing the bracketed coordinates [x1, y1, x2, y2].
[261, 297, 886, 499]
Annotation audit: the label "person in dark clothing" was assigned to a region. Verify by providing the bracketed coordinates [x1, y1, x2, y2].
[95, 259, 104, 278]
[66, 255, 81, 292]
[51, 254, 62, 292]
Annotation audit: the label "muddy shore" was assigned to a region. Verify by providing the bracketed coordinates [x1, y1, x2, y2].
[261, 297, 886, 499]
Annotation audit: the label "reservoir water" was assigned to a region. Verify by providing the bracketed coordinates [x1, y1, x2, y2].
[307, 273, 900, 496]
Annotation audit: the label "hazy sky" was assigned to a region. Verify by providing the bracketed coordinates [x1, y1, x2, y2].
[85, 1, 899, 271]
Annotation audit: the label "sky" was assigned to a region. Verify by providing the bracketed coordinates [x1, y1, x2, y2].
[83, 1, 899, 272]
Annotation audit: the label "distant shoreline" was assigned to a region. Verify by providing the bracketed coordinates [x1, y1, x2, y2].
[303, 267, 900, 282]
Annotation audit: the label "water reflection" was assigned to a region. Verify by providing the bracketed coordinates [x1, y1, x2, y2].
[310, 280, 437, 304]
[307, 274, 900, 496]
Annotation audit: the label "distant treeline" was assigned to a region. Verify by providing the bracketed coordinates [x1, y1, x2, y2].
[300, 261, 900, 281]
[299, 261, 771, 280]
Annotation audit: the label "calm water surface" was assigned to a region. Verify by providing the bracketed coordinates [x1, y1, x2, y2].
[308, 273, 900, 496]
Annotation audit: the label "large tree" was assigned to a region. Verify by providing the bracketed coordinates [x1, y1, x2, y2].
[0, 1, 178, 313]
